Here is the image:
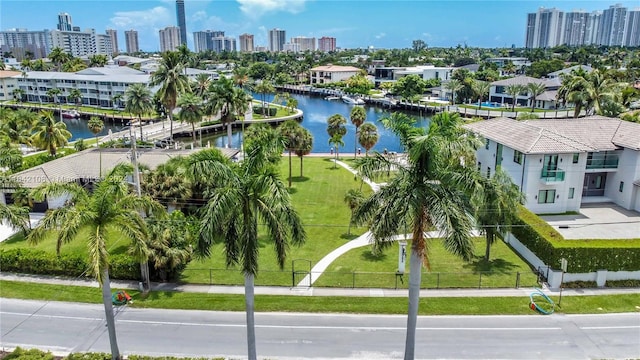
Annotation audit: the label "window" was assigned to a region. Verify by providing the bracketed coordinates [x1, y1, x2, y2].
[572, 153, 579, 163]
[486, 167, 491, 178]
[619, 182, 624, 192]
[568, 188, 574, 199]
[485, 139, 490, 149]
[477, 162, 481, 171]
[538, 189, 556, 204]
[513, 150, 523, 164]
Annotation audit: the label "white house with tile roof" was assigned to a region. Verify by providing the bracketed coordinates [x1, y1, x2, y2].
[309, 65, 361, 85]
[464, 116, 640, 214]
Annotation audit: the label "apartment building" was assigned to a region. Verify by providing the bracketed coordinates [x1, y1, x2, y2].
[318, 37, 336, 52]
[125, 30, 139, 53]
[159, 26, 181, 52]
[269, 28, 286, 52]
[239, 33, 254, 52]
[0, 29, 51, 60]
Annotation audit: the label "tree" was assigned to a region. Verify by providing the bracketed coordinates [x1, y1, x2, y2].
[344, 189, 365, 235]
[279, 120, 305, 187]
[28, 165, 165, 360]
[253, 80, 275, 117]
[293, 128, 313, 177]
[12, 88, 25, 102]
[89, 54, 108, 67]
[0, 193, 29, 233]
[233, 66, 250, 89]
[87, 116, 104, 176]
[177, 93, 203, 145]
[327, 114, 347, 168]
[472, 168, 525, 261]
[379, 112, 424, 152]
[31, 110, 72, 156]
[350, 106, 366, 158]
[142, 157, 193, 212]
[68, 88, 82, 108]
[444, 79, 463, 105]
[46, 88, 62, 121]
[526, 82, 546, 112]
[48, 47, 70, 71]
[412, 40, 427, 53]
[472, 80, 491, 108]
[150, 51, 190, 140]
[124, 83, 154, 140]
[192, 73, 211, 98]
[505, 84, 526, 111]
[392, 74, 426, 101]
[353, 112, 476, 360]
[207, 76, 250, 148]
[62, 57, 87, 72]
[189, 137, 306, 360]
[358, 122, 379, 156]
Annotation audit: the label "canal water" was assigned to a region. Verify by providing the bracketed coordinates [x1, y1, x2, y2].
[205, 93, 431, 153]
[63, 116, 127, 141]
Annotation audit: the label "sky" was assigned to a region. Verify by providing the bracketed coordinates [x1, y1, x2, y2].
[1, 0, 638, 52]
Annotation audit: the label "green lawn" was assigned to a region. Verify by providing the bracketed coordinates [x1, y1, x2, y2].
[2, 280, 638, 315]
[314, 238, 539, 289]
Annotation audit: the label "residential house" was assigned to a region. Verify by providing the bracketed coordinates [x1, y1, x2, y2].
[0, 70, 20, 101]
[309, 65, 360, 85]
[489, 76, 561, 109]
[464, 116, 640, 214]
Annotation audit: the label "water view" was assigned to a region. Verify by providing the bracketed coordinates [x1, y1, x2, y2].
[63, 115, 127, 141]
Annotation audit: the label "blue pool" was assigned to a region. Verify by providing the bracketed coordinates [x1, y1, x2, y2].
[479, 102, 503, 108]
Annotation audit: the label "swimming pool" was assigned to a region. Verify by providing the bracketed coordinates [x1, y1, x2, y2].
[479, 102, 503, 108]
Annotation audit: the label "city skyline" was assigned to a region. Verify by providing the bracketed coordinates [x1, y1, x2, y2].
[1, 0, 639, 53]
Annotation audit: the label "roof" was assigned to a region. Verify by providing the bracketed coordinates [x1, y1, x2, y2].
[10, 147, 239, 188]
[536, 90, 558, 101]
[463, 116, 640, 154]
[491, 76, 546, 87]
[310, 65, 360, 72]
[547, 65, 593, 77]
[0, 70, 21, 78]
[16, 67, 150, 83]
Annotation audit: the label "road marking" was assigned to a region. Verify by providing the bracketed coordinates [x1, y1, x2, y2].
[581, 325, 640, 330]
[1, 312, 102, 321]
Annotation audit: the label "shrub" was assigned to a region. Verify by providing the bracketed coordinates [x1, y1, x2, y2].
[252, 106, 277, 117]
[3, 347, 54, 360]
[66, 353, 111, 360]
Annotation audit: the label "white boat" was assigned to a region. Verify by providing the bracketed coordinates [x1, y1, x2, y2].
[342, 96, 365, 105]
[324, 96, 341, 101]
[61, 109, 80, 119]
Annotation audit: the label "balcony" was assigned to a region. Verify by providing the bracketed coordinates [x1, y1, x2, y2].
[586, 153, 619, 170]
[540, 168, 565, 183]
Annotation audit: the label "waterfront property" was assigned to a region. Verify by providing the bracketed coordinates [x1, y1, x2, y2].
[0, 70, 21, 101]
[464, 116, 640, 214]
[488, 76, 560, 109]
[309, 65, 360, 85]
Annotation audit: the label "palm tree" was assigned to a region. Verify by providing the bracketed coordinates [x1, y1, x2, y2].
[189, 137, 306, 360]
[353, 114, 476, 360]
[88, 116, 104, 176]
[344, 189, 365, 235]
[526, 82, 546, 112]
[233, 66, 250, 90]
[31, 59, 49, 71]
[142, 157, 193, 212]
[46, 88, 62, 121]
[583, 69, 617, 115]
[206, 76, 249, 148]
[350, 106, 366, 158]
[176, 44, 192, 73]
[192, 73, 211, 98]
[124, 83, 154, 140]
[279, 120, 304, 187]
[28, 165, 165, 360]
[89, 54, 108, 67]
[358, 122, 379, 157]
[505, 84, 526, 111]
[177, 93, 203, 145]
[327, 114, 347, 168]
[12, 89, 25, 103]
[149, 51, 190, 140]
[472, 80, 491, 108]
[444, 79, 463, 105]
[47, 47, 69, 71]
[293, 128, 313, 177]
[31, 110, 72, 156]
[253, 80, 275, 116]
[68, 88, 82, 108]
[111, 93, 123, 109]
[472, 168, 525, 261]
[285, 96, 298, 114]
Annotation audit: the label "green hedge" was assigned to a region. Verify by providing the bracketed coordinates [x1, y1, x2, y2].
[512, 206, 640, 272]
[3, 348, 224, 360]
[20, 148, 77, 172]
[0, 248, 140, 280]
[252, 106, 277, 116]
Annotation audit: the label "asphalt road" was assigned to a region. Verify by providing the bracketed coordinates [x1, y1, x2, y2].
[1, 298, 639, 359]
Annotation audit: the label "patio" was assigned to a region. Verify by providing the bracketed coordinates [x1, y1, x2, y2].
[539, 203, 640, 240]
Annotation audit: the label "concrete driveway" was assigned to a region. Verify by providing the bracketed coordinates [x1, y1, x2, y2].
[540, 203, 640, 239]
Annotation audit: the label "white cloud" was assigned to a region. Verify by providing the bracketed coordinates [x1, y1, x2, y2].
[110, 7, 172, 29]
[191, 10, 208, 22]
[375, 32, 386, 39]
[237, 0, 308, 18]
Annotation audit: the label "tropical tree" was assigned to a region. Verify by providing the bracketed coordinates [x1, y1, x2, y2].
[28, 165, 165, 360]
[358, 122, 379, 156]
[189, 137, 306, 360]
[89, 54, 108, 67]
[279, 120, 304, 187]
[352, 114, 476, 360]
[12, 88, 25, 103]
[344, 189, 365, 235]
[526, 82, 546, 112]
[232, 66, 250, 90]
[192, 73, 211, 98]
[142, 157, 193, 212]
[88, 116, 104, 175]
[62, 57, 87, 72]
[379, 112, 424, 152]
[326, 114, 347, 168]
[31, 110, 72, 156]
[350, 106, 366, 158]
[293, 128, 313, 177]
[471, 168, 525, 261]
[253, 80, 275, 116]
[444, 79, 463, 104]
[505, 84, 526, 111]
[124, 83, 154, 140]
[177, 93, 203, 145]
[285, 96, 298, 114]
[0, 140, 23, 172]
[48, 47, 70, 71]
[149, 51, 190, 140]
[472, 80, 491, 108]
[145, 210, 195, 281]
[206, 76, 249, 148]
[68, 88, 82, 108]
[0, 192, 29, 233]
[46, 88, 62, 120]
[30, 59, 49, 71]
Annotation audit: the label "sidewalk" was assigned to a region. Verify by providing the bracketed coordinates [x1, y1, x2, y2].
[2, 272, 638, 298]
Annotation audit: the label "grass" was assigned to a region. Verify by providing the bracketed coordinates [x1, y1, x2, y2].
[314, 238, 539, 289]
[7, 101, 158, 119]
[456, 104, 565, 113]
[1, 280, 638, 315]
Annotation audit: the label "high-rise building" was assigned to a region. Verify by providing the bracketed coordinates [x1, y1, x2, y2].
[599, 4, 627, 46]
[50, 28, 112, 57]
[585, 11, 602, 45]
[176, 0, 187, 46]
[0, 29, 51, 60]
[524, 7, 565, 48]
[318, 37, 336, 52]
[269, 28, 286, 52]
[625, 9, 640, 46]
[125, 30, 139, 53]
[291, 36, 316, 52]
[283, 42, 300, 53]
[57, 12, 72, 31]
[95, 33, 114, 55]
[563, 11, 589, 46]
[159, 26, 181, 52]
[193, 30, 225, 52]
[211, 36, 236, 53]
[106, 29, 118, 54]
[239, 33, 254, 52]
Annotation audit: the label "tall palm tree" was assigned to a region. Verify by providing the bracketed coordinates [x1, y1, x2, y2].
[206, 76, 249, 148]
[505, 84, 526, 111]
[353, 113, 476, 360]
[358, 122, 379, 157]
[31, 110, 72, 156]
[583, 69, 617, 115]
[68, 88, 82, 108]
[189, 137, 306, 360]
[89, 54, 108, 67]
[46, 88, 62, 120]
[177, 93, 203, 145]
[62, 57, 87, 72]
[232, 66, 250, 90]
[350, 106, 366, 158]
[526, 82, 546, 112]
[149, 51, 190, 141]
[12, 88, 25, 103]
[444, 79, 463, 105]
[472, 80, 491, 108]
[471, 168, 525, 261]
[28, 165, 165, 360]
[124, 83, 154, 140]
[327, 114, 347, 168]
[253, 80, 275, 116]
[344, 189, 365, 235]
[88, 116, 104, 176]
[0, 189, 29, 232]
[192, 73, 211, 98]
[48, 47, 69, 71]
[293, 128, 313, 177]
[279, 120, 304, 187]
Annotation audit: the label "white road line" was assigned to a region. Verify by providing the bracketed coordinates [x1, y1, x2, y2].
[1, 312, 102, 321]
[581, 325, 640, 330]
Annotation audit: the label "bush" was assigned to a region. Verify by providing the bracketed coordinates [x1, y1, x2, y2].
[65, 353, 111, 360]
[20, 148, 77, 171]
[3, 347, 54, 360]
[253, 106, 277, 117]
